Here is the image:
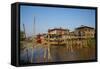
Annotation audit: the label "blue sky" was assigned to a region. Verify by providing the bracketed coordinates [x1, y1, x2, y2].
[20, 5, 95, 37]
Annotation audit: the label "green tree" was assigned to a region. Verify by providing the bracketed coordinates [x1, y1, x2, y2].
[87, 38, 95, 48]
[20, 31, 25, 41]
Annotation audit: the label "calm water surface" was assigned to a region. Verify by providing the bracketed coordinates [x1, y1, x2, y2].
[20, 43, 95, 64]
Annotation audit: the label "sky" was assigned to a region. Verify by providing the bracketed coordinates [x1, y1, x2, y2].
[20, 5, 96, 37]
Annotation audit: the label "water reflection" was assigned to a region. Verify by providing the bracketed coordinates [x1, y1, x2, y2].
[20, 42, 95, 64]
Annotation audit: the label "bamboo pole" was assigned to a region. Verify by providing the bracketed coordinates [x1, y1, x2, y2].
[47, 34, 51, 61]
[31, 16, 36, 63]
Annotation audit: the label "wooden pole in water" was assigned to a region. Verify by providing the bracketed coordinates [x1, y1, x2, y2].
[47, 33, 51, 60]
[31, 16, 36, 63]
[26, 48, 29, 63]
[43, 34, 47, 61]
[30, 48, 33, 63]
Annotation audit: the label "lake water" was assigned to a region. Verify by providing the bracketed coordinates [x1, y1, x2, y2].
[20, 44, 95, 64]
